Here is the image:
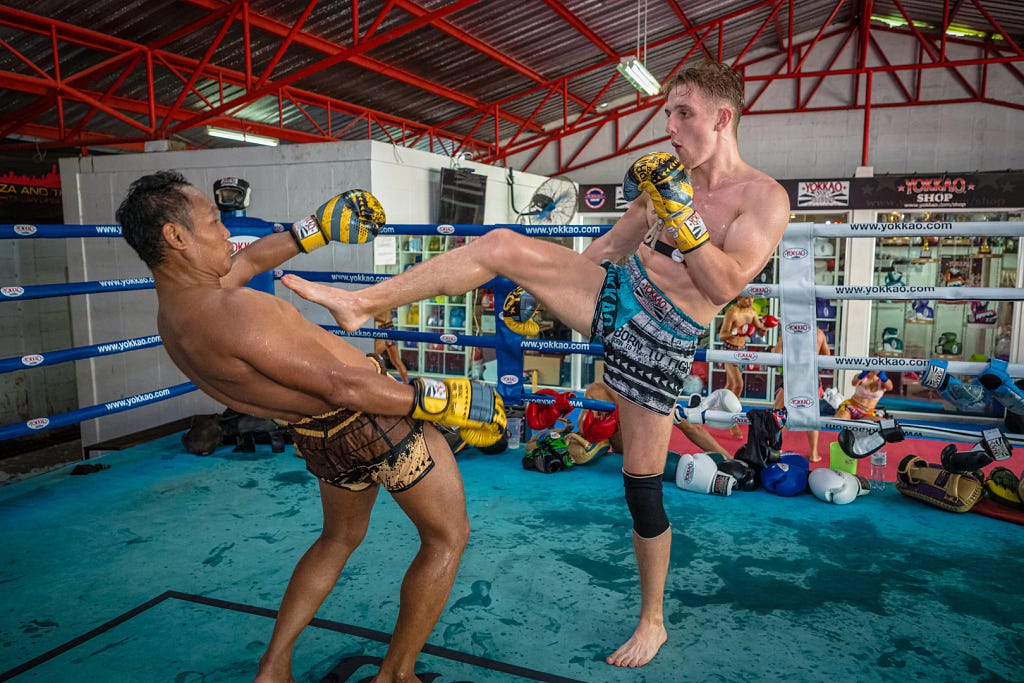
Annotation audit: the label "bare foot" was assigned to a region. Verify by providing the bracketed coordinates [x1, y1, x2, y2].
[254, 655, 294, 683]
[281, 274, 371, 331]
[729, 425, 743, 439]
[370, 672, 423, 683]
[254, 672, 294, 683]
[810, 453, 822, 463]
[605, 623, 667, 668]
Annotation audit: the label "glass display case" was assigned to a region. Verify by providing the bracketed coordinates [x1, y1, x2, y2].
[869, 210, 1020, 408]
[377, 235, 478, 377]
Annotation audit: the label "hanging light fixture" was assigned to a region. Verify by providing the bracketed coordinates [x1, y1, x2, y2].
[206, 126, 279, 147]
[618, 0, 660, 96]
[617, 58, 661, 96]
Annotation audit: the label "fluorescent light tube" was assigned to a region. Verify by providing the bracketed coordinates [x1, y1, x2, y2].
[617, 57, 661, 97]
[206, 126, 279, 147]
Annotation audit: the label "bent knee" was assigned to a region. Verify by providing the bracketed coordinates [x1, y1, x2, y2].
[423, 518, 470, 559]
[472, 228, 521, 263]
[319, 525, 370, 554]
[623, 471, 669, 538]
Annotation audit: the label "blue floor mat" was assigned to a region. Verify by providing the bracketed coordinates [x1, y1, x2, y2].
[2, 434, 1023, 682]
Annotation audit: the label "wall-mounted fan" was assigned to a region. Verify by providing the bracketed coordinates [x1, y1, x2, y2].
[517, 177, 578, 225]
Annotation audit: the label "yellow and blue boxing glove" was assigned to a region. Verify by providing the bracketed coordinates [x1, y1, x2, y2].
[409, 377, 507, 447]
[290, 189, 386, 253]
[502, 286, 540, 337]
[623, 152, 709, 254]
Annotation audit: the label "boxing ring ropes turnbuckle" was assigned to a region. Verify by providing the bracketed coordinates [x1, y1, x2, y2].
[1, 219, 1023, 450]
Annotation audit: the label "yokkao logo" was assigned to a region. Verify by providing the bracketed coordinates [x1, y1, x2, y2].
[437, 224, 455, 234]
[747, 285, 771, 295]
[782, 248, 809, 260]
[786, 323, 811, 334]
[584, 186, 607, 210]
[734, 351, 757, 361]
[440, 334, 457, 344]
[788, 396, 814, 408]
[500, 374, 520, 385]
[21, 354, 44, 366]
[2, 286, 25, 297]
[273, 269, 284, 277]
[13, 224, 37, 236]
[27, 417, 50, 430]
[229, 235, 257, 255]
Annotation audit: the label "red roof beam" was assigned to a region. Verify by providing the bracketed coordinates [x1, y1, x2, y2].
[69, 53, 146, 139]
[167, 0, 485, 136]
[793, 0, 850, 73]
[181, 0, 540, 132]
[866, 33, 915, 103]
[254, 0, 318, 89]
[539, 0, 618, 58]
[661, 0, 717, 62]
[800, 29, 860, 108]
[732, 0, 787, 67]
[969, 0, 1023, 55]
[158, 3, 241, 136]
[888, 0, 940, 62]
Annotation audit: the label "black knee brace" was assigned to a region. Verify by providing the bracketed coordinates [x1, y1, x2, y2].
[623, 470, 669, 539]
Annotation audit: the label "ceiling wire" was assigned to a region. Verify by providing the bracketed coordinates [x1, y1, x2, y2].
[643, 0, 649, 65]
[635, 0, 641, 61]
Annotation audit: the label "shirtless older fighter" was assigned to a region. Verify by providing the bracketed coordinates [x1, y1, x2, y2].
[116, 172, 505, 683]
[282, 61, 790, 668]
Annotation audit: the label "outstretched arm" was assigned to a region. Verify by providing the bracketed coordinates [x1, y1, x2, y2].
[222, 232, 300, 288]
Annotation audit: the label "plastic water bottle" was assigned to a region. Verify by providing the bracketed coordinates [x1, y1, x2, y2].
[869, 451, 887, 492]
[506, 417, 522, 450]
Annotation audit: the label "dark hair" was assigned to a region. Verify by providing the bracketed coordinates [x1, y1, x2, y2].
[116, 170, 194, 268]
[664, 61, 745, 133]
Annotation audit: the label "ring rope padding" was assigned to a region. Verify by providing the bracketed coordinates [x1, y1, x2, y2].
[2, 219, 1021, 444]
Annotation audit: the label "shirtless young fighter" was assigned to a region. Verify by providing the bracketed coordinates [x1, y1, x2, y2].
[282, 61, 790, 667]
[116, 172, 506, 683]
[719, 296, 775, 412]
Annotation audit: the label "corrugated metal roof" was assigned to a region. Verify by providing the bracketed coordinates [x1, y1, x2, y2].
[0, 0, 1020, 163]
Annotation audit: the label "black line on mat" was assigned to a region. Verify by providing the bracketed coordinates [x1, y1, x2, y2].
[171, 591, 586, 683]
[0, 591, 175, 681]
[3, 591, 585, 683]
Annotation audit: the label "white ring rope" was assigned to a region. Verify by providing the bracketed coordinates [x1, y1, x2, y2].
[699, 409, 1024, 448]
[753, 220, 1024, 444]
[810, 220, 1021, 238]
[703, 349, 1024, 376]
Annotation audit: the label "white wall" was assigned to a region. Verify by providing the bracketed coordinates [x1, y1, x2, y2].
[0, 240, 78, 427]
[59, 141, 549, 446]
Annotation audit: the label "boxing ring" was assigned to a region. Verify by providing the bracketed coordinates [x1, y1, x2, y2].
[4, 216, 1024, 683]
[2, 217, 1023, 449]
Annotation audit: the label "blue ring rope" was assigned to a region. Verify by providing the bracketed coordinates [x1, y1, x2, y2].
[0, 382, 198, 441]
[2, 220, 1022, 444]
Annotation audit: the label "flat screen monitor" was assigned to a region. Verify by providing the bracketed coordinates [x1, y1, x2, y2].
[437, 167, 487, 225]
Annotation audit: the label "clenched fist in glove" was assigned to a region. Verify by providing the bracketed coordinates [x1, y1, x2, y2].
[290, 189, 386, 253]
[502, 286, 540, 336]
[409, 377, 507, 447]
[622, 152, 709, 254]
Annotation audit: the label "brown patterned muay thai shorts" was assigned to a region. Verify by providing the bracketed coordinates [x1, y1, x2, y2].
[285, 356, 434, 492]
